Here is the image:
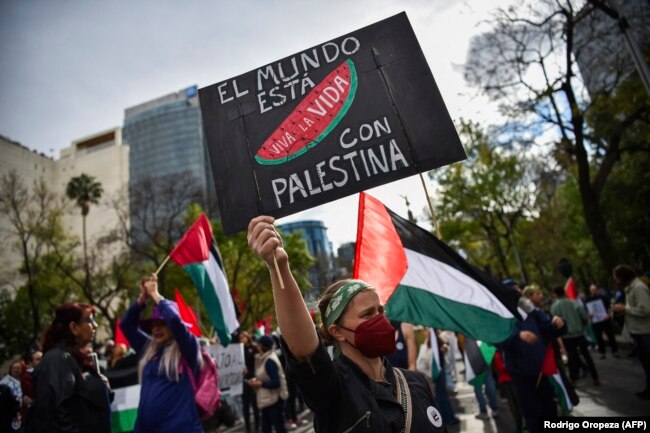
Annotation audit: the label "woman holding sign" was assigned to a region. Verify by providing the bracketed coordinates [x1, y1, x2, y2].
[247, 215, 446, 433]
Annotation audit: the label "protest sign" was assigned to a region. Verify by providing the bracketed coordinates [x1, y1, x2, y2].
[586, 298, 609, 324]
[200, 12, 465, 234]
[208, 342, 245, 397]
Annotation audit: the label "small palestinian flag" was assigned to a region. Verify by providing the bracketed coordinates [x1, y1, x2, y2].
[464, 337, 496, 387]
[354, 193, 519, 344]
[111, 384, 140, 432]
[114, 317, 130, 349]
[170, 213, 239, 345]
[541, 343, 576, 413]
[565, 277, 577, 300]
[175, 288, 203, 337]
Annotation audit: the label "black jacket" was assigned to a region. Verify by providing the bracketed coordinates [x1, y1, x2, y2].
[26, 347, 111, 433]
[281, 339, 447, 433]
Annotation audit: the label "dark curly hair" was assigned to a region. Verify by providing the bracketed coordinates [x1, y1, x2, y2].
[41, 302, 95, 367]
[613, 265, 637, 286]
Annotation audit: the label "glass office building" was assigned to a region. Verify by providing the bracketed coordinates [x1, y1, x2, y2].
[279, 220, 336, 295]
[123, 85, 213, 195]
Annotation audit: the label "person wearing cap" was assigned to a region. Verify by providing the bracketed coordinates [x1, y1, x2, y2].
[120, 274, 203, 433]
[247, 216, 446, 433]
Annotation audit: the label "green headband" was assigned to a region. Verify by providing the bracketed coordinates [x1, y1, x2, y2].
[324, 279, 371, 327]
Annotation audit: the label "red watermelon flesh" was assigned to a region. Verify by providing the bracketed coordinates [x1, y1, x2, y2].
[255, 59, 358, 165]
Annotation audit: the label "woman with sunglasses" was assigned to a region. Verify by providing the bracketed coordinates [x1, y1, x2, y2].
[248, 216, 446, 433]
[26, 302, 112, 433]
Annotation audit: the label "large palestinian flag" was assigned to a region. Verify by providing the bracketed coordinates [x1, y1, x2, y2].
[170, 213, 239, 345]
[354, 193, 520, 344]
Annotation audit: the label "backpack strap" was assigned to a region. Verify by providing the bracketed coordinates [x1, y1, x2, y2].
[179, 359, 198, 391]
[393, 368, 412, 433]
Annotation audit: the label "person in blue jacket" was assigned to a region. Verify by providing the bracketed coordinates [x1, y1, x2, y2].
[120, 274, 203, 433]
[500, 296, 565, 433]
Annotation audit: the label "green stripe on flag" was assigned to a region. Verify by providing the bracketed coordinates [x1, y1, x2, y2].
[184, 263, 231, 345]
[468, 370, 488, 387]
[550, 373, 573, 413]
[386, 284, 516, 344]
[431, 361, 440, 381]
[469, 342, 497, 387]
[112, 408, 138, 433]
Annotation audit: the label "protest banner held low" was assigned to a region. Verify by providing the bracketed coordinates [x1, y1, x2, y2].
[199, 12, 465, 234]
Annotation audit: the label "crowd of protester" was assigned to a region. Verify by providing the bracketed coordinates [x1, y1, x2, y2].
[1, 244, 648, 433]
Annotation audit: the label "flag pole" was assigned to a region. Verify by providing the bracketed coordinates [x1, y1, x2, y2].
[419, 172, 442, 239]
[154, 254, 171, 276]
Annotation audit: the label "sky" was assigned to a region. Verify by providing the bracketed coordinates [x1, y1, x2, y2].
[0, 0, 510, 249]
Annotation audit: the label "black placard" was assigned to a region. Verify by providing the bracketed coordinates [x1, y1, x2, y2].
[199, 12, 465, 234]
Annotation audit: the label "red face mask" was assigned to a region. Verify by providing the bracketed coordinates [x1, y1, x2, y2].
[339, 314, 396, 358]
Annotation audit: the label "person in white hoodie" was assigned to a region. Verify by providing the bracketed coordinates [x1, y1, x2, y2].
[0, 360, 23, 431]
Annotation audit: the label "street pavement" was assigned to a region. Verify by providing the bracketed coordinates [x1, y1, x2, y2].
[218, 341, 649, 432]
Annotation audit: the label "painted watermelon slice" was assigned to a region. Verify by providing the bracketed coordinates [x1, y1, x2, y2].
[255, 59, 358, 165]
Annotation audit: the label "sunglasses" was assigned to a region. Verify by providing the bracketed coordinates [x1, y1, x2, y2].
[82, 316, 98, 327]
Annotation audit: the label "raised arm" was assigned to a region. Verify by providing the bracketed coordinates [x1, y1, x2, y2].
[402, 322, 417, 371]
[247, 216, 319, 360]
[143, 275, 200, 371]
[120, 294, 150, 355]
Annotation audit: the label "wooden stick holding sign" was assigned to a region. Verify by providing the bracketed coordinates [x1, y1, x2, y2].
[273, 225, 285, 289]
[273, 256, 285, 290]
[419, 173, 442, 240]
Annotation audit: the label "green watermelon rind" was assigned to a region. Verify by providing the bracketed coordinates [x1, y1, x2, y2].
[255, 59, 358, 166]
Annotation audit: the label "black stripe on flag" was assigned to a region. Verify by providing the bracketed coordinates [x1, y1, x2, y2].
[388, 209, 522, 320]
[465, 337, 487, 375]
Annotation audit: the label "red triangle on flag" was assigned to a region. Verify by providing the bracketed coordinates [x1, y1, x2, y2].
[175, 288, 203, 337]
[541, 342, 558, 375]
[565, 277, 577, 300]
[353, 192, 408, 305]
[169, 213, 213, 266]
[115, 317, 130, 349]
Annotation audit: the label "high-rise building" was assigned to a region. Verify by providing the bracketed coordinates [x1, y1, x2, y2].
[0, 129, 128, 290]
[336, 242, 356, 278]
[0, 135, 56, 289]
[278, 220, 335, 296]
[123, 85, 213, 196]
[57, 128, 129, 252]
[573, 0, 650, 96]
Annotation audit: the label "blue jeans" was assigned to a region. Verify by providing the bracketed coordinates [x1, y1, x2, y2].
[474, 371, 499, 413]
[261, 400, 287, 433]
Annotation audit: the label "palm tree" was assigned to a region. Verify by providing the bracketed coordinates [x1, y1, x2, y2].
[66, 173, 103, 296]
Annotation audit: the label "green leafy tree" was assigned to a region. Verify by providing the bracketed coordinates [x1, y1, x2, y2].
[0, 171, 66, 340]
[214, 220, 313, 332]
[430, 121, 543, 281]
[464, 0, 650, 272]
